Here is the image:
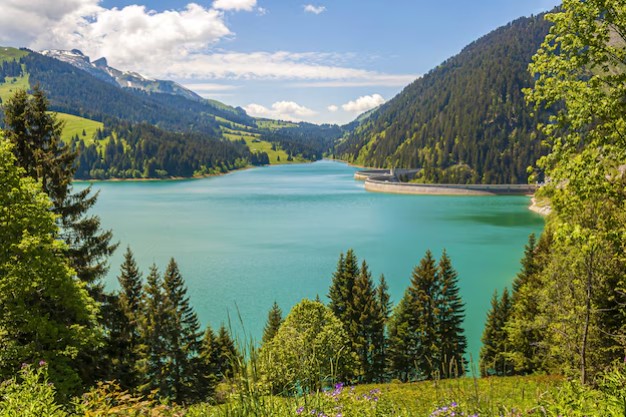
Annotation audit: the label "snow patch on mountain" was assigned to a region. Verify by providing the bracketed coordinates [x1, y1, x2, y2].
[40, 49, 202, 101]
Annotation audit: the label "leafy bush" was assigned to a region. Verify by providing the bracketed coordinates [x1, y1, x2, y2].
[0, 362, 66, 417]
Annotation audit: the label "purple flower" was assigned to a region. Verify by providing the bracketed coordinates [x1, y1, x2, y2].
[39, 360, 46, 367]
[296, 407, 304, 415]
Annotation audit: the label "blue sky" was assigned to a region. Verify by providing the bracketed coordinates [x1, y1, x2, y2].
[0, 0, 560, 124]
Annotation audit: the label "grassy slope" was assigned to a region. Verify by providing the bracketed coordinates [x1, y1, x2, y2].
[0, 75, 29, 101]
[0, 47, 29, 101]
[186, 375, 563, 416]
[222, 127, 305, 165]
[0, 47, 28, 63]
[362, 375, 561, 415]
[53, 112, 104, 144]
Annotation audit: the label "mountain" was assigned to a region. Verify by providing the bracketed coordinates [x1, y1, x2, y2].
[0, 47, 341, 179]
[336, 14, 554, 184]
[40, 49, 203, 102]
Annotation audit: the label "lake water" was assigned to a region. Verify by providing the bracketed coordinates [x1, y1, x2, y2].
[79, 160, 544, 365]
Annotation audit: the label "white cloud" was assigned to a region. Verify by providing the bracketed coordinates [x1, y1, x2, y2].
[0, 0, 99, 46]
[244, 101, 316, 122]
[182, 82, 239, 92]
[213, 0, 257, 11]
[292, 75, 419, 88]
[23, 3, 231, 73]
[327, 105, 338, 112]
[303, 4, 326, 15]
[155, 51, 417, 86]
[0, 0, 415, 91]
[342, 94, 386, 113]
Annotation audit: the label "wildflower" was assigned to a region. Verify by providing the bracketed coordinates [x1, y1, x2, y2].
[297, 406, 304, 414]
[39, 360, 46, 367]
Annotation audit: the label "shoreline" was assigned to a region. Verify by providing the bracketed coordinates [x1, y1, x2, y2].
[72, 160, 316, 184]
[528, 196, 551, 216]
[353, 167, 546, 214]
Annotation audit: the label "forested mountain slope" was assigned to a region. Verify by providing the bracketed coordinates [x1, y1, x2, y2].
[336, 14, 554, 184]
[0, 47, 341, 178]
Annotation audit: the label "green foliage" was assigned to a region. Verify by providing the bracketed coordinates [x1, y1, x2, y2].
[1, 87, 117, 293]
[261, 301, 283, 346]
[53, 112, 102, 144]
[337, 14, 553, 184]
[260, 299, 357, 394]
[388, 250, 467, 381]
[328, 251, 388, 382]
[161, 258, 204, 403]
[109, 247, 144, 390]
[539, 363, 626, 417]
[352, 261, 386, 383]
[137, 264, 168, 396]
[0, 138, 100, 398]
[524, 0, 626, 384]
[0, 363, 66, 417]
[505, 233, 551, 375]
[437, 250, 468, 378]
[480, 289, 513, 377]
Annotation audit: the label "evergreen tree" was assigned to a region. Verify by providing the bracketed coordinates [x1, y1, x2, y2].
[436, 250, 467, 378]
[373, 275, 391, 381]
[198, 325, 219, 400]
[506, 233, 549, 375]
[1, 87, 117, 296]
[328, 249, 360, 348]
[137, 265, 167, 396]
[407, 250, 440, 379]
[161, 258, 203, 403]
[114, 247, 144, 389]
[387, 251, 466, 381]
[386, 296, 414, 382]
[512, 234, 537, 297]
[480, 288, 513, 377]
[262, 301, 284, 346]
[0, 139, 99, 398]
[351, 260, 384, 382]
[215, 325, 239, 380]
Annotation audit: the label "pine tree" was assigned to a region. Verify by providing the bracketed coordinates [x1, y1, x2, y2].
[437, 250, 467, 378]
[386, 296, 414, 382]
[387, 251, 466, 381]
[407, 250, 440, 379]
[0, 139, 99, 398]
[506, 232, 551, 374]
[115, 247, 144, 389]
[351, 260, 384, 382]
[373, 275, 391, 381]
[162, 258, 203, 403]
[328, 249, 360, 345]
[262, 301, 283, 346]
[1, 87, 117, 296]
[480, 288, 512, 377]
[198, 325, 219, 401]
[137, 265, 167, 396]
[215, 325, 239, 380]
[512, 234, 537, 297]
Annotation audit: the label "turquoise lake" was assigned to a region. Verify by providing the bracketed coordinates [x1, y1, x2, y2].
[79, 160, 544, 364]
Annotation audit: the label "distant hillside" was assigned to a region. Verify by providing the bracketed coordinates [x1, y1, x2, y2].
[0, 47, 341, 178]
[336, 14, 553, 184]
[40, 49, 203, 102]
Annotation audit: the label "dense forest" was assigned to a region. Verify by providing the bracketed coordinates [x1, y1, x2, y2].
[71, 119, 260, 179]
[336, 14, 554, 184]
[0, 49, 343, 179]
